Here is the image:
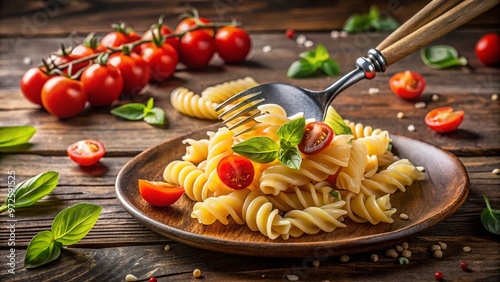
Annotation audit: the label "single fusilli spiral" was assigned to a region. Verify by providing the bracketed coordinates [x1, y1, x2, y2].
[342, 192, 396, 224]
[163, 160, 213, 202]
[201, 76, 259, 103]
[191, 189, 250, 225]
[170, 87, 219, 119]
[267, 182, 337, 212]
[182, 138, 209, 165]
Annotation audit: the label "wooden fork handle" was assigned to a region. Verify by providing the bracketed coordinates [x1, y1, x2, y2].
[378, 0, 498, 66]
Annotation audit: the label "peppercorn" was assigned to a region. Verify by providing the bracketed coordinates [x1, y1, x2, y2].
[149, 277, 157, 282]
[434, 271, 444, 280]
[460, 261, 468, 271]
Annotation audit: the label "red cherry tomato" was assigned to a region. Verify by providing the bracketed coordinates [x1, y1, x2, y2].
[424, 107, 464, 133]
[141, 42, 178, 82]
[20, 67, 51, 106]
[138, 179, 185, 207]
[141, 25, 179, 52]
[109, 52, 150, 96]
[178, 30, 216, 69]
[217, 155, 255, 190]
[41, 76, 87, 118]
[100, 26, 141, 53]
[475, 33, 500, 66]
[67, 139, 106, 166]
[298, 122, 334, 155]
[48, 52, 88, 76]
[71, 44, 96, 58]
[389, 71, 426, 100]
[175, 17, 214, 36]
[325, 168, 342, 187]
[215, 26, 251, 63]
[81, 62, 123, 107]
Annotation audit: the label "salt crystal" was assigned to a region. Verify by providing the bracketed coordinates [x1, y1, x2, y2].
[304, 40, 314, 48]
[296, 35, 307, 45]
[262, 45, 272, 53]
[330, 31, 340, 38]
[407, 125, 416, 132]
[414, 102, 426, 109]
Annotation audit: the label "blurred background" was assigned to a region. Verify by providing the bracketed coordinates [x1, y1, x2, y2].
[1, 0, 499, 37]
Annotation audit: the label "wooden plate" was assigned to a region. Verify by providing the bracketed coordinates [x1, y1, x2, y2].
[115, 124, 469, 258]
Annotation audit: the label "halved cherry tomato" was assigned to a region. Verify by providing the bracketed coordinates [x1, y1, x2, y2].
[67, 139, 105, 166]
[424, 107, 464, 133]
[20, 67, 51, 106]
[215, 26, 251, 63]
[138, 179, 185, 207]
[475, 33, 500, 66]
[175, 17, 214, 36]
[217, 155, 254, 190]
[41, 76, 87, 118]
[389, 70, 426, 100]
[178, 30, 216, 69]
[298, 122, 334, 155]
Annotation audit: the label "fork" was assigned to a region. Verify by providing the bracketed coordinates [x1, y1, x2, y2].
[215, 0, 498, 131]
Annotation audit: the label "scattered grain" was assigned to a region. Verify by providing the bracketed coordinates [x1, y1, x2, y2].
[164, 244, 171, 251]
[438, 242, 447, 250]
[433, 250, 443, 258]
[368, 87, 380, 95]
[395, 245, 404, 252]
[296, 35, 307, 45]
[417, 166, 425, 172]
[402, 242, 409, 250]
[432, 94, 440, 101]
[385, 249, 398, 258]
[193, 269, 202, 278]
[340, 255, 350, 262]
[407, 125, 416, 132]
[399, 213, 409, 220]
[397, 112, 404, 119]
[125, 274, 138, 282]
[262, 275, 266, 278]
[463, 246, 472, 253]
[340, 31, 348, 37]
[492, 168, 500, 175]
[313, 260, 320, 267]
[431, 245, 441, 252]
[414, 102, 426, 109]
[330, 31, 340, 38]
[287, 274, 299, 281]
[370, 254, 379, 262]
[23, 57, 32, 65]
[491, 94, 499, 101]
[402, 250, 412, 258]
[398, 257, 409, 265]
[262, 45, 272, 53]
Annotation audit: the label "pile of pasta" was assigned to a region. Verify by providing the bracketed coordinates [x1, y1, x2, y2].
[165, 77, 424, 240]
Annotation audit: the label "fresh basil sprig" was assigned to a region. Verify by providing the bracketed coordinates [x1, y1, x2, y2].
[343, 6, 399, 33]
[481, 195, 500, 235]
[111, 98, 166, 126]
[0, 126, 36, 148]
[421, 45, 468, 69]
[287, 45, 340, 78]
[24, 203, 102, 269]
[323, 107, 352, 135]
[232, 117, 305, 170]
[0, 171, 59, 214]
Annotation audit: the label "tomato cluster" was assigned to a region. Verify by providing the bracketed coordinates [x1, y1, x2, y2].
[20, 12, 252, 119]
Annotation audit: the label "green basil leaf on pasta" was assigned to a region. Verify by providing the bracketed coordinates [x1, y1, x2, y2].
[324, 107, 353, 135]
[24, 230, 62, 269]
[110, 103, 146, 120]
[144, 107, 166, 126]
[0, 126, 36, 148]
[277, 117, 305, 147]
[1, 171, 59, 212]
[52, 203, 102, 246]
[232, 137, 279, 163]
[278, 146, 302, 170]
[329, 190, 341, 200]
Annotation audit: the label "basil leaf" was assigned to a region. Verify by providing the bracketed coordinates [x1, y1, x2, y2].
[368, 5, 380, 20]
[52, 203, 102, 246]
[0, 126, 36, 148]
[343, 6, 398, 33]
[24, 230, 62, 269]
[421, 45, 468, 69]
[481, 195, 500, 235]
[277, 117, 305, 147]
[144, 107, 165, 126]
[343, 14, 372, 33]
[324, 106, 353, 135]
[321, 59, 340, 76]
[111, 103, 146, 120]
[232, 137, 279, 163]
[329, 190, 341, 200]
[314, 45, 329, 62]
[299, 50, 317, 64]
[145, 97, 154, 111]
[373, 17, 400, 32]
[1, 171, 59, 212]
[287, 59, 318, 78]
[278, 146, 302, 170]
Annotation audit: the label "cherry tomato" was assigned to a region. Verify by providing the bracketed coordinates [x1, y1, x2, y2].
[81, 62, 123, 107]
[475, 33, 500, 66]
[138, 179, 185, 207]
[71, 33, 99, 57]
[48, 52, 88, 76]
[175, 17, 214, 36]
[141, 42, 178, 82]
[215, 26, 251, 63]
[100, 24, 141, 53]
[217, 155, 254, 190]
[424, 107, 464, 133]
[67, 139, 105, 166]
[298, 122, 334, 155]
[325, 169, 342, 187]
[20, 67, 51, 106]
[109, 52, 150, 96]
[41, 76, 87, 118]
[141, 24, 179, 52]
[178, 30, 216, 69]
[389, 70, 426, 100]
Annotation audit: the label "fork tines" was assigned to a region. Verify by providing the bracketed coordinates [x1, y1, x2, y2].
[215, 89, 266, 122]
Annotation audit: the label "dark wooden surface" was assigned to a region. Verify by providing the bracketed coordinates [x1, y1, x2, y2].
[1, 1, 500, 281]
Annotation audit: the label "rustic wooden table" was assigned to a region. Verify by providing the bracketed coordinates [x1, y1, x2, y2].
[1, 1, 500, 281]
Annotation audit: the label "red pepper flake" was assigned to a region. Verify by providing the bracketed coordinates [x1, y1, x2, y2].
[434, 271, 444, 280]
[286, 29, 295, 39]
